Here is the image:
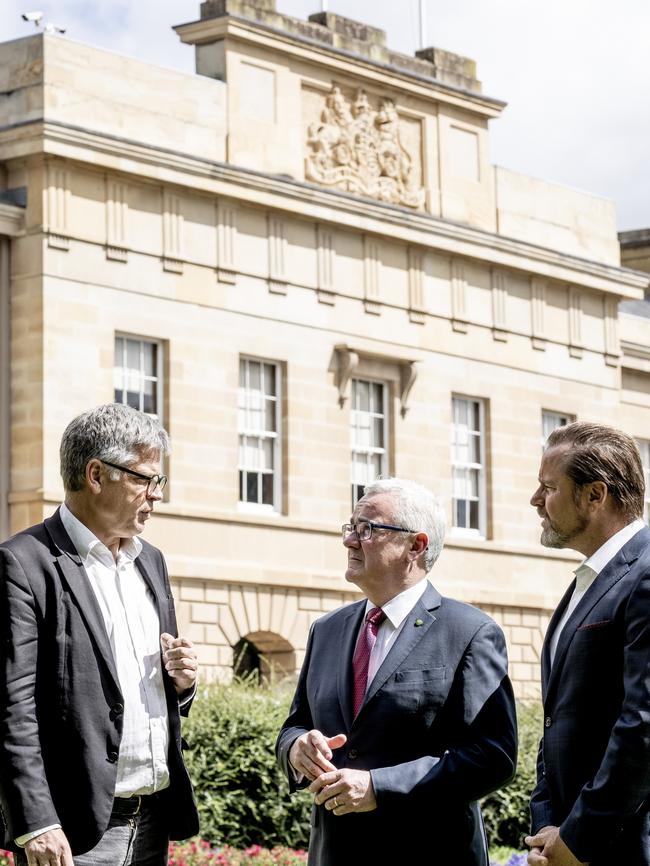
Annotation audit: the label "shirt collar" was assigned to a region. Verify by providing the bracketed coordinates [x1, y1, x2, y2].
[60, 502, 142, 564]
[582, 518, 645, 577]
[365, 578, 428, 629]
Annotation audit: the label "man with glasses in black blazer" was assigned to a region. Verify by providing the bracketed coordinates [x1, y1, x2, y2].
[0, 403, 199, 866]
[277, 477, 517, 866]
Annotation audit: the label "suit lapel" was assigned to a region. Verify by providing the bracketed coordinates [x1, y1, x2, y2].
[44, 509, 121, 694]
[337, 600, 366, 731]
[541, 580, 575, 700]
[360, 582, 441, 716]
[546, 528, 649, 700]
[135, 546, 168, 628]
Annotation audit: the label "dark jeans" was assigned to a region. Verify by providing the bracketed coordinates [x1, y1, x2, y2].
[14, 796, 169, 866]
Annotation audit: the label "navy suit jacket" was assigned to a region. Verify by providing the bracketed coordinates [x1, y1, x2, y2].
[0, 509, 199, 854]
[276, 582, 517, 866]
[531, 526, 650, 864]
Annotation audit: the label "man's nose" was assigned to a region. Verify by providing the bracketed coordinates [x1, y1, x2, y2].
[530, 486, 542, 508]
[148, 485, 164, 502]
[343, 530, 360, 549]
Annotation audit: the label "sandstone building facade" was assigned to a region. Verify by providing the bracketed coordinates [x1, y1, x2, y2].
[1, 0, 649, 697]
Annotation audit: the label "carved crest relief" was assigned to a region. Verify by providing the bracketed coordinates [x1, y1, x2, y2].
[305, 85, 425, 209]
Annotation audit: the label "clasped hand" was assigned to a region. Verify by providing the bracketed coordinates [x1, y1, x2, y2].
[289, 729, 377, 816]
[525, 825, 588, 866]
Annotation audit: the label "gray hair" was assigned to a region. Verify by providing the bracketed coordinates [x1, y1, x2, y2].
[60, 403, 170, 492]
[362, 477, 446, 572]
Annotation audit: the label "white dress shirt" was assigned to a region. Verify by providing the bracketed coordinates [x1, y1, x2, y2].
[360, 578, 429, 689]
[59, 503, 171, 797]
[549, 518, 645, 666]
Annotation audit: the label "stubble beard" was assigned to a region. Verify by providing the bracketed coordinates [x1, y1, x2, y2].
[540, 514, 589, 549]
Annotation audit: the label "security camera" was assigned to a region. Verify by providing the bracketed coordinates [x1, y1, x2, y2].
[43, 22, 66, 33]
[21, 11, 44, 23]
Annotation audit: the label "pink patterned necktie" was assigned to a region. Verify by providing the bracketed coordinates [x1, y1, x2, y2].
[352, 607, 386, 717]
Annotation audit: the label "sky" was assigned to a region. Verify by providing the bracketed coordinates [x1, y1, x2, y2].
[1, 0, 649, 231]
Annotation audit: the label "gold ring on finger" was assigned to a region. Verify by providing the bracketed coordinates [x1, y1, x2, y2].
[332, 797, 338, 808]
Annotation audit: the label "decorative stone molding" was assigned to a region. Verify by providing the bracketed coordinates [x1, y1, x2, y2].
[268, 215, 287, 295]
[316, 225, 335, 305]
[106, 179, 128, 262]
[217, 201, 237, 284]
[531, 277, 547, 351]
[163, 189, 184, 273]
[491, 269, 508, 342]
[451, 258, 468, 333]
[363, 236, 381, 315]
[603, 295, 620, 367]
[334, 345, 359, 407]
[408, 247, 425, 324]
[334, 344, 417, 417]
[305, 85, 425, 209]
[568, 286, 583, 359]
[45, 164, 70, 250]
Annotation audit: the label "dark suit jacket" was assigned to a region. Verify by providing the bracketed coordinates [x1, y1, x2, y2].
[530, 526, 650, 865]
[0, 509, 199, 854]
[276, 583, 517, 866]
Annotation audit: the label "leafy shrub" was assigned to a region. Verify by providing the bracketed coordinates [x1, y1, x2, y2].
[482, 701, 543, 849]
[183, 679, 311, 849]
[183, 678, 541, 851]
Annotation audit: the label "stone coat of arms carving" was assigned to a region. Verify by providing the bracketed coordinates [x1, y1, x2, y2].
[306, 85, 425, 209]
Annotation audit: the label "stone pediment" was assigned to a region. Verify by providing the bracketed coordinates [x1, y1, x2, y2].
[305, 85, 425, 209]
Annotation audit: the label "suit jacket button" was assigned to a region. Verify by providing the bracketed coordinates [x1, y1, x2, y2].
[544, 716, 552, 728]
[114, 703, 124, 714]
[107, 750, 119, 763]
[348, 749, 358, 760]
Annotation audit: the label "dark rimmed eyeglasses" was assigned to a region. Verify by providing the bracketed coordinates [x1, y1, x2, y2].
[341, 520, 415, 542]
[101, 460, 167, 496]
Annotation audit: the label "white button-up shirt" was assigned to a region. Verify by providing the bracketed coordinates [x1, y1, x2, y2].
[60, 503, 171, 796]
[360, 578, 429, 688]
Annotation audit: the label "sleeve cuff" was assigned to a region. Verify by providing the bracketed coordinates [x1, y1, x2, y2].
[16, 824, 62, 847]
[178, 683, 197, 707]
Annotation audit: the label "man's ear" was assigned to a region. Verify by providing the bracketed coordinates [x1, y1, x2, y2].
[586, 481, 607, 509]
[410, 532, 429, 559]
[85, 459, 103, 494]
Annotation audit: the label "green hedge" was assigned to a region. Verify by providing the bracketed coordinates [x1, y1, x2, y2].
[183, 679, 541, 850]
[183, 679, 311, 848]
[482, 701, 542, 848]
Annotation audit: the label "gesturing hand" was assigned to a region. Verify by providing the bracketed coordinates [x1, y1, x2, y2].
[161, 632, 198, 695]
[310, 768, 377, 815]
[289, 730, 347, 781]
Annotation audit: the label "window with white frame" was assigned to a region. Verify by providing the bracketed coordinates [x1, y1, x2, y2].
[451, 396, 486, 535]
[350, 378, 388, 507]
[114, 335, 162, 417]
[542, 410, 574, 448]
[238, 358, 281, 510]
[636, 439, 650, 524]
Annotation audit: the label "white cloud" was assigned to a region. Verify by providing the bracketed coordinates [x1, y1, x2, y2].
[1, 0, 648, 229]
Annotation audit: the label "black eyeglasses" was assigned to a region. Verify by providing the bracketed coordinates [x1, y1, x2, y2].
[341, 520, 415, 542]
[101, 460, 167, 496]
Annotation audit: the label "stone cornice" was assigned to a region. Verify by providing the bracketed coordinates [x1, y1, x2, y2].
[0, 201, 25, 237]
[1, 118, 646, 298]
[174, 15, 506, 118]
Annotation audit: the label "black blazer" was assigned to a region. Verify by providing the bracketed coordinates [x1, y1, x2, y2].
[276, 583, 517, 866]
[0, 509, 199, 854]
[531, 526, 650, 865]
